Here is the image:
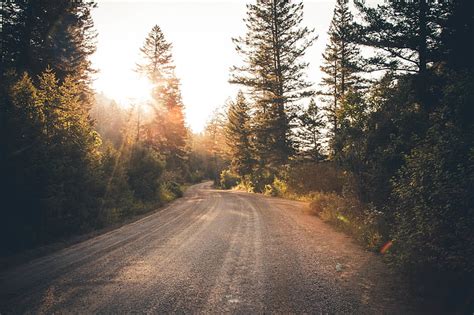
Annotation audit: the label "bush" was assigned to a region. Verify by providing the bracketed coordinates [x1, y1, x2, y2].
[309, 192, 387, 251]
[220, 169, 240, 189]
[263, 177, 288, 197]
[389, 110, 474, 303]
[127, 144, 164, 202]
[286, 162, 345, 195]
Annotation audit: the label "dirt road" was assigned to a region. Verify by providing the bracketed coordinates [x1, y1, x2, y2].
[0, 182, 418, 313]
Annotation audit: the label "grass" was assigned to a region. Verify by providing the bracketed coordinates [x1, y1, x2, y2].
[0, 183, 190, 271]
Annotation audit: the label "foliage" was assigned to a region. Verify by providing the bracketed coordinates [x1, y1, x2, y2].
[286, 162, 344, 195]
[320, 0, 363, 159]
[0, 0, 97, 78]
[136, 25, 188, 176]
[1, 70, 102, 251]
[224, 1, 474, 309]
[353, 0, 445, 75]
[159, 181, 183, 203]
[219, 170, 240, 190]
[263, 177, 287, 197]
[388, 70, 474, 307]
[225, 91, 254, 176]
[309, 192, 386, 251]
[230, 0, 316, 167]
[0, 11, 193, 255]
[127, 144, 165, 202]
[295, 98, 325, 161]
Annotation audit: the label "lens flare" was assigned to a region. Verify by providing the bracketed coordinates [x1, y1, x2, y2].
[380, 240, 393, 254]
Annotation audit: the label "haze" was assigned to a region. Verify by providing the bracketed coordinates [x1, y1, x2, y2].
[91, 0, 335, 132]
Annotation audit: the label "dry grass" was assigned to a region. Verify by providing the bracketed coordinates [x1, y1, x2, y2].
[308, 192, 387, 251]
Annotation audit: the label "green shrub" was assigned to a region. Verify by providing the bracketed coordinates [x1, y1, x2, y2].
[235, 176, 255, 192]
[220, 169, 240, 189]
[127, 144, 164, 202]
[168, 181, 183, 197]
[263, 177, 288, 197]
[309, 192, 387, 251]
[389, 110, 474, 290]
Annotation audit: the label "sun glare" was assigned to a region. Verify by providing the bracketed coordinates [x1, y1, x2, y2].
[94, 72, 153, 106]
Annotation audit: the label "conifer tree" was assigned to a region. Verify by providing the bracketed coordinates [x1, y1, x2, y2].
[136, 25, 188, 173]
[136, 25, 174, 83]
[230, 0, 316, 167]
[319, 0, 361, 159]
[295, 98, 324, 161]
[353, 0, 449, 112]
[0, 0, 97, 82]
[354, 0, 444, 75]
[1, 0, 98, 182]
[225, 91, 254, 177]
[2, 70, 101, 250]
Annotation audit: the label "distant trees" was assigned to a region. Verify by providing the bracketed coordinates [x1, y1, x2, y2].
[295, 98, 324, 161]
[225, 91, 254, 177]
[203, 107, 230, 184]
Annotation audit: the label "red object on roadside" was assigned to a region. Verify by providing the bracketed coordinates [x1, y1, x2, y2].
[380, 241, 393, 254]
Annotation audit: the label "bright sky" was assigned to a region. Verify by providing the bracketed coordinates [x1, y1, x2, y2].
[91, 0, 337, 132]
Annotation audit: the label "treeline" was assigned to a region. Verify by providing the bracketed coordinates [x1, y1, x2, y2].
[0, 1, 208, 255]
[221, 0, 473, 309]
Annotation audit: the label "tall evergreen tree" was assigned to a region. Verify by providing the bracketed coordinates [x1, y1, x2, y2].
[225, 91, 254, 177]
[354, 0, 445, 75]
[295, 98, 324, 161]
[230, 0, 316, 167]
[1, 0, 98, 193]
[353, 0, 450, 111]
[319, 0, 361, 159]
[2, 70, 102, 251]
[0, 0, 97, 82]
[136, 25, 174, 83]
[136, 25, 188, 174]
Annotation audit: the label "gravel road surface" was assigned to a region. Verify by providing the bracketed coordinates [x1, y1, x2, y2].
[0, 182, 419, 313]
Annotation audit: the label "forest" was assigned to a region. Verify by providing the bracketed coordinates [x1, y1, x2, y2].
[0, 1, 219, 254]
[0, 0, 473, 311]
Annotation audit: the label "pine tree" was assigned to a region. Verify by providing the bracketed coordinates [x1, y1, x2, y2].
[136, 25, 188, 174]
[295, 98, 324, 161]
[136, 25, 174, 83]
[354, 0, 451, 109]
[230, 0, 316, 167]
[354, 0, 445, 75]
[319, 0, 361, 159]
[0, 0, 97, 82]
[1, 0, 98, 185]
[2, 70, 101, 250]
[204, 107, 229, 184]
[225, 91, 254, 177]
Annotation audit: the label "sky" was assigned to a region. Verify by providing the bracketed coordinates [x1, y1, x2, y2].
[90, 0, 337, 132]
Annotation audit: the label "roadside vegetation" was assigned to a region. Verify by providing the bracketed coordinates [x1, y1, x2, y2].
[1, 0, 472, 312]
[0, 2, 214, 257]
[214, 0, 474, 311]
